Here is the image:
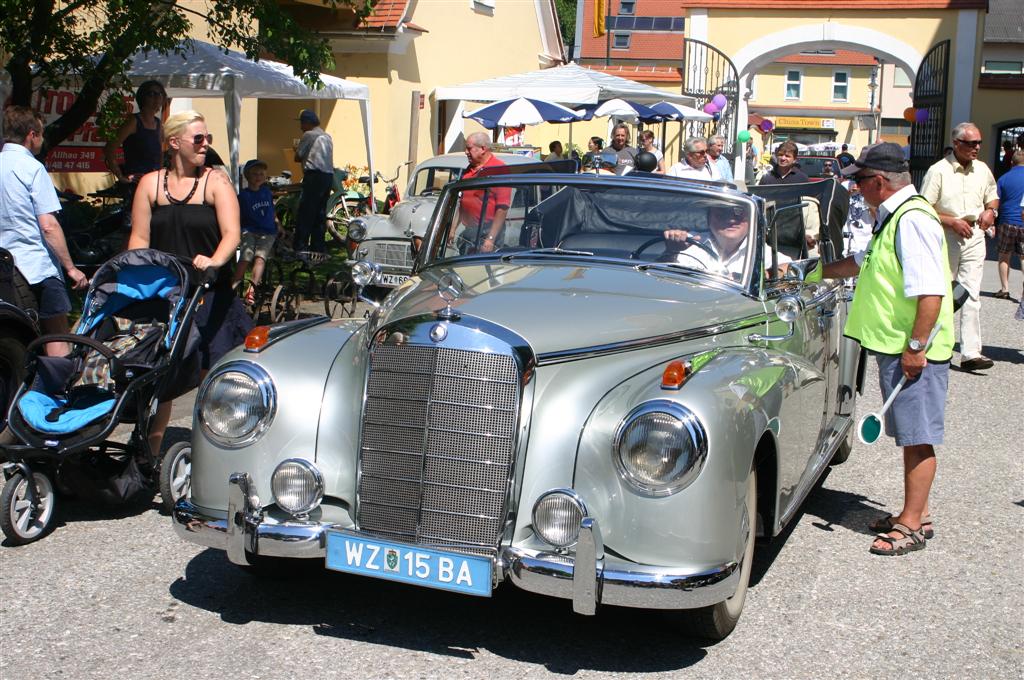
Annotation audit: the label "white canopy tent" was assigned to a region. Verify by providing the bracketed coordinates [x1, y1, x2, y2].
[435, 63, 697, 152]
[121, 40, 373, 187]
[436, 63, 696, 105]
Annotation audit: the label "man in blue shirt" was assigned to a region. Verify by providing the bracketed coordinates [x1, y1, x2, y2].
[995, 149, 1024, 299]
[0, 106, 88, 355]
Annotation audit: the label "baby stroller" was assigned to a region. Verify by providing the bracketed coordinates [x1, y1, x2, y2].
[0, 249, 207, 544]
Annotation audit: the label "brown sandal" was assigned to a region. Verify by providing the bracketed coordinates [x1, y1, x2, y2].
[869, 513, 934, 539]
[869, 522, 927, 556]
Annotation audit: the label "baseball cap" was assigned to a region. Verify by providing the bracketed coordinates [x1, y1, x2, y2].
[243, 158, 268, 176]
[840, 142, 909, 176]
[298, 109, 319, 125]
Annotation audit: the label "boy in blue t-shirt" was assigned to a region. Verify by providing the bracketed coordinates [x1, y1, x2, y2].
[233, 159, 281, 303]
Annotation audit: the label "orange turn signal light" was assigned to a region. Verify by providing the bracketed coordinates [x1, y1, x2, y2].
[245, 326, 271, 351]
[661, 360, 690, 390]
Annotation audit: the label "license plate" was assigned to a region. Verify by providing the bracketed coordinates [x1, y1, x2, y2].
[325, 531, 492, 597]
[378, 273, 409, 287]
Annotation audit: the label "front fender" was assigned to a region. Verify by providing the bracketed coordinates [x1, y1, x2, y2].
[573, 348, 790, 569]
[189, 319, 367, 512]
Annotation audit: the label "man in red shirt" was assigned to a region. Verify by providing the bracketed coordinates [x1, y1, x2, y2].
[459, 132, 510, 253]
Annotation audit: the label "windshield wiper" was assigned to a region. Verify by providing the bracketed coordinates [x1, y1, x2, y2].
[501, 247, 594, 261]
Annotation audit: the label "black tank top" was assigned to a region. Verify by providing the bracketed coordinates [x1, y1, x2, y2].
[150, 170, 231, 289]
[122, 113, 163, 175]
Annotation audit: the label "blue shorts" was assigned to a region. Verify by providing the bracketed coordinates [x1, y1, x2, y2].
[28, 276, 71, 320]
[875, 353, 949, 447]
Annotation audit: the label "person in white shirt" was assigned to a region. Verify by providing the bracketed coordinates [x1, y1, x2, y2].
[639, 129, 665, 173]
[708, 135, 733, 181]
[666, 137, 714, 180]
[661, 204, 791, 279]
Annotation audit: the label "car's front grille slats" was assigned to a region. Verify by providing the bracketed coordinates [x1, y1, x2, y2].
[367, 241, 414, 269]
[356, 342, 521, 554]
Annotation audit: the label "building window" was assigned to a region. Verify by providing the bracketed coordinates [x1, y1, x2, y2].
[619, 0, 635, 15]
[983, 60, 1023, 74]
[893, 68, 912, 87]
[881, 118, 912, 136]
[832, 70, 850, 102]
[785, 70, 802, 100]
[613, 33, 630, 49]
[471, 0, 495, 10]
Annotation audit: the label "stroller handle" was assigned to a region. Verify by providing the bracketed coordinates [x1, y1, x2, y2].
[27, 334, 121, 365]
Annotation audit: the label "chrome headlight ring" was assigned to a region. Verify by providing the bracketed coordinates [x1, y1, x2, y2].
[271, 458, 324, 517]
[196, 361, 276, 449]
[347, 217, 368, 242]
[612, 400, 708, 497]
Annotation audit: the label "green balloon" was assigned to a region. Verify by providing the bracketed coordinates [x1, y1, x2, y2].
[738, 130, 752, 143]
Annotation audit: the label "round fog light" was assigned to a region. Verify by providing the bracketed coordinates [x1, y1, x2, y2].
[271, 459, 324, 516]
[532, 489, 587, 548]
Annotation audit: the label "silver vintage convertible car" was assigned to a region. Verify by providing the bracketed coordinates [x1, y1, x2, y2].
[172, 167, 860, 639]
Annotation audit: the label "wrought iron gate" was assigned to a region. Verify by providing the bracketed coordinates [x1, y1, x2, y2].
[680, 39, 740, 156]
[910, 40, 950, 186]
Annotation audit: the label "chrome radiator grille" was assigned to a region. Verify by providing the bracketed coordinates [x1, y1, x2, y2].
[367, 241, 413, 269]
[357, 344, 520, 553]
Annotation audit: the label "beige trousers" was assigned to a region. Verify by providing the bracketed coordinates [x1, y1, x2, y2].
[946, 226, 986, 359]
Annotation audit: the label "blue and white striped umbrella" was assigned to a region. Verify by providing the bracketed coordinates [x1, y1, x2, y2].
[463, 97, 584, 129]
[586, 98, 664, 123]
[649, 101, 714, 122]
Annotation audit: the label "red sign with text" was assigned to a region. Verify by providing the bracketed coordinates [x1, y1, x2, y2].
[32, 88, 131, 173]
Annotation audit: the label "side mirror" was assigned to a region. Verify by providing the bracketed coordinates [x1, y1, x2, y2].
[747, 295, 802, 343]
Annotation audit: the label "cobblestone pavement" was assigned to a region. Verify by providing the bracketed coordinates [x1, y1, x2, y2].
[0, 262, 1020, 679]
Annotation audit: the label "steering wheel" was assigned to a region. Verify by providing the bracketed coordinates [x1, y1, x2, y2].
[631, 234, 719, 265]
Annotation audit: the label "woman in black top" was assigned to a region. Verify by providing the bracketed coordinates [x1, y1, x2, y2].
[104, 81, 167, 183]
[128, 109, 250, 459]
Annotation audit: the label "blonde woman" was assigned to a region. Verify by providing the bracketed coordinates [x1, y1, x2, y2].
[128, 110, 252, 458]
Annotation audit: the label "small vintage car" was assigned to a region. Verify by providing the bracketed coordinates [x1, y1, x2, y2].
[173, 167, 861, 639]
[346, 153, 534, 291]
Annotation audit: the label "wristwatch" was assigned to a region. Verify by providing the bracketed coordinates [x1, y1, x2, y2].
[907, 337, 925, 352]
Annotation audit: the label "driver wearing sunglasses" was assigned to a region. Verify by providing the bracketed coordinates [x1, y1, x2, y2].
[661, 204, 792, 277]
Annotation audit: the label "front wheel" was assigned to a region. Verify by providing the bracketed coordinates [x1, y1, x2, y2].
[159, 441, 191, 514]
[681, 470, 756, 640]
[0, 469, 57, 545]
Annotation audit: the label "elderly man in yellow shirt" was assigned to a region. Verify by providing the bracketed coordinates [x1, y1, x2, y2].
[920, 122, 1000, 372]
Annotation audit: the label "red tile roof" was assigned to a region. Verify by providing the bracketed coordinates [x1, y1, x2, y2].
[776, 50, 877, 66]
[582, 64, 683, 83]
[360, 0, 409, 30]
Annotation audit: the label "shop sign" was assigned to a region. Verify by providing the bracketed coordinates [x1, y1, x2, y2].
[776, 116, 825, 129]
[32, 88, 131, 172]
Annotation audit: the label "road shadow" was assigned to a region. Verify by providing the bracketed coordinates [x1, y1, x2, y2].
[169, 549, 710, 673]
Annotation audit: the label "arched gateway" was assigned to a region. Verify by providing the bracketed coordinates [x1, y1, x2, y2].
[678, 4, 988, 174]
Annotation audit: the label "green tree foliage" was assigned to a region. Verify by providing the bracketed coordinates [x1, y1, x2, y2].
[0, 0, 373, 155]
[553, 0, 576, 55]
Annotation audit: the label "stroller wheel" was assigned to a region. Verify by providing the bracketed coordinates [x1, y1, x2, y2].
[159, 441, 191, 514]
[0, 470, 57, 545]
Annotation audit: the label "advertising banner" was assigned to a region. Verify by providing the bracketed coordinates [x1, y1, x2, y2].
[32, 88, 131, 173]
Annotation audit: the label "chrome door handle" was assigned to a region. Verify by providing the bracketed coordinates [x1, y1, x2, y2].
[748, 322, 795, 343]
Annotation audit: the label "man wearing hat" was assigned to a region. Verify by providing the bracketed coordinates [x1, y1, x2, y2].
[810, 142, 954, 557]
[293, 109, 334, 254]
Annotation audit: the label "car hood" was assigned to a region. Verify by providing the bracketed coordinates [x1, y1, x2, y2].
[368, 196, 437, 239]
[382, 261, 765, 358]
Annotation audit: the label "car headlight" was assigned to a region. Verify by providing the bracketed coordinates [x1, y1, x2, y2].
[347, 218, 368, 242]
[197, 362, 275, 448]
[532, 489, 587, 548]
[271, 458, 323, 516]
[612, 401, 708, 496]
[350, 260, 380, 288]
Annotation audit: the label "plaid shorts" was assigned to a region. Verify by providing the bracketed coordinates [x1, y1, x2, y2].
[996, 223, 1024, 257]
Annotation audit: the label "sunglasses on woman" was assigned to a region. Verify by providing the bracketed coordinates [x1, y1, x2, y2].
[184, 133, 213, 146]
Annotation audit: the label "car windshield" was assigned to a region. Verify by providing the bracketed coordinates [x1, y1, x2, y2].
[410, 166, 464, 197]
[424, 177, 761, 287]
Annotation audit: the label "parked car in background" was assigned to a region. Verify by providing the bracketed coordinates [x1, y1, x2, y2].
[173, 167, 862, 640]
[346, 153, 533, 293]
[796, 155, 840, 180]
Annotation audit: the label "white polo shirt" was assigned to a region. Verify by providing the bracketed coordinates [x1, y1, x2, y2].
[0, 143, 62, 284]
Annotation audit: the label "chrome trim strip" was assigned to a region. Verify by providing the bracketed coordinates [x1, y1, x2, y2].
[360, 473, 505, 495]
[536, 314, 767, 365]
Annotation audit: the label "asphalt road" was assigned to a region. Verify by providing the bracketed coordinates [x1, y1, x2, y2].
[1, 262, 1021, 679]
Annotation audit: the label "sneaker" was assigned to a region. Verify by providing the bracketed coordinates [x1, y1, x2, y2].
[960, 356, 994, 371]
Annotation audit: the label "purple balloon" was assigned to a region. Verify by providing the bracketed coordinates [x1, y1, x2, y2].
[914, 108, 929, 123]
[703, 102, 719, 114]
[760, 119, 774, 132]
[711, 94, 727, 109]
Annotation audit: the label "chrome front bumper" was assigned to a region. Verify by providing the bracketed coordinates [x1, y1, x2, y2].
[172, 473, 741, 612]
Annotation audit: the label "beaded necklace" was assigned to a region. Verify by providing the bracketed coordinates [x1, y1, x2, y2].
[163, 168, 201, 205]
